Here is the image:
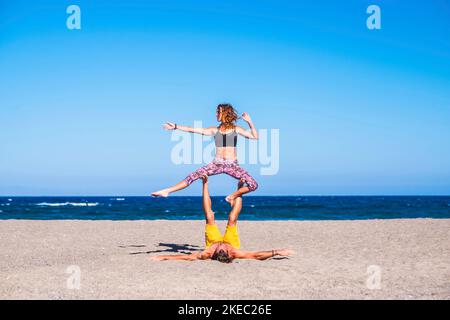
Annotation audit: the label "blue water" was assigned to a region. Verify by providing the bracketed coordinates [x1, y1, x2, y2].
[1, 196, 450, 220]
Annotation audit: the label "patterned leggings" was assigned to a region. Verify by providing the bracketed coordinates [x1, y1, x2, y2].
[183, 159, 258, 191]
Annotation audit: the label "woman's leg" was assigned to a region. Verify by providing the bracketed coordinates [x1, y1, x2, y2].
[151, 180, 188, 197]
[151, 162, 220, 197]
[222, 162, 258, 205]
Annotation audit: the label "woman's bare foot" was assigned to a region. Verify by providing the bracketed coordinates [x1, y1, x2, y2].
[151, 189, 170, 198]
[225, 195, 236, 207]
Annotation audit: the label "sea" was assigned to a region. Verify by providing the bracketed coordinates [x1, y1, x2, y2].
[1, 196, 450, 220]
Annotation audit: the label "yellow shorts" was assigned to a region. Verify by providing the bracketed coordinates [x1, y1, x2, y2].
[205, 224, 240, 249]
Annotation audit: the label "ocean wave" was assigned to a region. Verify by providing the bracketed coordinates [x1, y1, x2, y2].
[36, 202, 99, 207]
[115, 198, 125, 201]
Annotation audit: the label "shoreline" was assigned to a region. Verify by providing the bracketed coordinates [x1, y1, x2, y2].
[1, 217, 450, 222]
[2, 195, 450, 197]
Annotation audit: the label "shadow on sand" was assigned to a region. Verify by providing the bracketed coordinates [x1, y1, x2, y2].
[119, 243, 202, 255]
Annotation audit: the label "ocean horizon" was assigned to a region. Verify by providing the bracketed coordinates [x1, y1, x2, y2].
[1, 196, 450, 221]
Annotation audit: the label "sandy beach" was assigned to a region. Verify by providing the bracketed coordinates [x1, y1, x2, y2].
[0, 218, 449, 299]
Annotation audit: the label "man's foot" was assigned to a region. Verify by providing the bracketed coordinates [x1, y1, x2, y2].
[276, 249, 295, 257]
[151, 189, 170, 197]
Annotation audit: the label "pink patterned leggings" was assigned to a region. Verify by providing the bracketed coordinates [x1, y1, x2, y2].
[183, 159, 258, 191]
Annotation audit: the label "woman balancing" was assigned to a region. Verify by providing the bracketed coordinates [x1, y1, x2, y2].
[151, 103, 259, 205]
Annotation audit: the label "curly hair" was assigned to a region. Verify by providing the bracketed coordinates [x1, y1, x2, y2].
[211, 248, 233, 263]
[217, 103, 238, 130]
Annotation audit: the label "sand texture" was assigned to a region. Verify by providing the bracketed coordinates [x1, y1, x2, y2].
[0, 219, 449, 299]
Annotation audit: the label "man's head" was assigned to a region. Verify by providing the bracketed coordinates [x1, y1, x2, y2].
[211, 244, 234, 263]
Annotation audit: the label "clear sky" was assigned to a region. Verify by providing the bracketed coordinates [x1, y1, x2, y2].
[1, 0, 449, 196]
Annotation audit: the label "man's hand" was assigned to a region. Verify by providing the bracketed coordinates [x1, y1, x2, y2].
[276, 249, 294, 257]
[149, 256, 165, 261]
[237, 178, 245, 189]
[241, 112, 252, 123]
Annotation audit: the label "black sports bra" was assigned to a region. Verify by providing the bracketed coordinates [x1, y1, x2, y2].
[214, 127, 237, 147]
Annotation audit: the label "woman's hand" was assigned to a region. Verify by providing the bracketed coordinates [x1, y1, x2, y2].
[163, 122, 176, 130]
[241, 112, 252, 123]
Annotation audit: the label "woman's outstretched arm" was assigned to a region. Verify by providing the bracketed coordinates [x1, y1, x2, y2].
[163, 122, 216, 136]
[235, 112, 258, 139]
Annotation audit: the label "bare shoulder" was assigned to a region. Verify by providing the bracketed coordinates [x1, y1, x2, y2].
[198, 245, 216, 260]
[205, 126, 218, 135]
[198, 252, 212, 260]
[230, 249, 249, 259]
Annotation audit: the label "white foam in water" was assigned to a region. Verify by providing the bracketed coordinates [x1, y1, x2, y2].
[8, 199, 12, 202]
[36, 202, 99, 207]
[115, 198, 125, 201]
[250, 205, 255, 208]
[72, 202, 98, 207]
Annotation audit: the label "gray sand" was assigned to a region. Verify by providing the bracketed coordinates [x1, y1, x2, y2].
[0, 219, 449, 299]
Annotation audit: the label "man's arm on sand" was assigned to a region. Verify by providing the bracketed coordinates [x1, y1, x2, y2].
[150, 248, 214, 261]
[232, 249, 293, 261]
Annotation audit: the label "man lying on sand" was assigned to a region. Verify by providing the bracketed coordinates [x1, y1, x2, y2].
[150, 175, 293, 263]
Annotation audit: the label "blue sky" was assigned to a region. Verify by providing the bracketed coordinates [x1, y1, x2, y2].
[1, 0, 449, 196]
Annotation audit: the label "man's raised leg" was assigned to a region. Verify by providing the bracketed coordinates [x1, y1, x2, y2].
[201, 175, 215, 225]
